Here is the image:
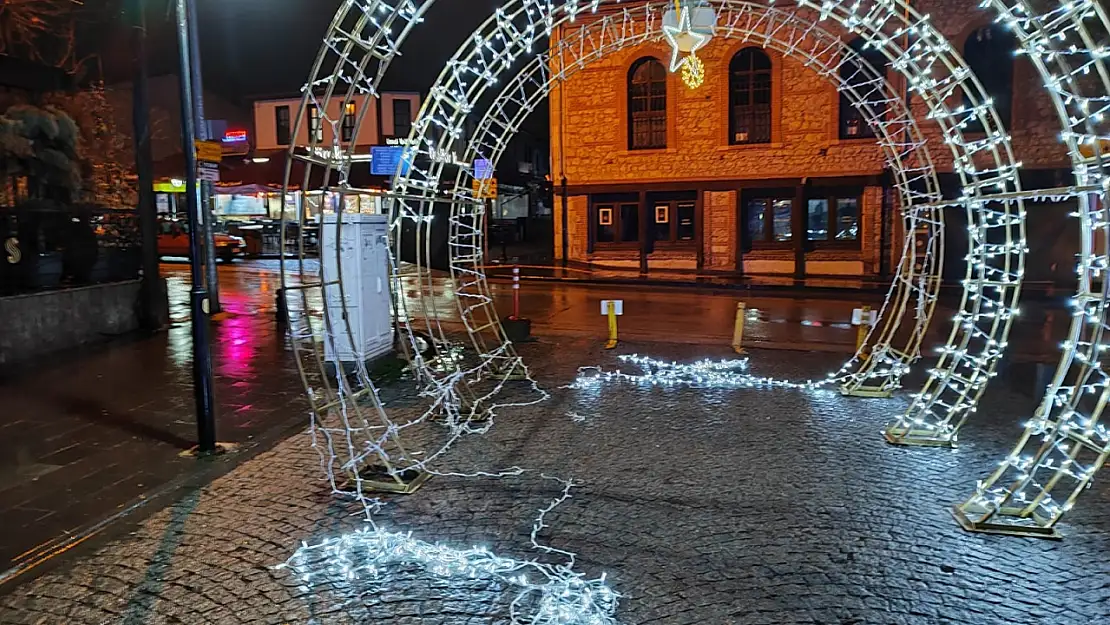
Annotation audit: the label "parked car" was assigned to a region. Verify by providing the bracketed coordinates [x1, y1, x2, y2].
[158, 219, 246, 262]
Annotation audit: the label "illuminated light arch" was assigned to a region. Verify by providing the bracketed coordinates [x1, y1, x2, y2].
[950, 0, 1110, 537]
[281, 0, 1110, 537]
[389, 0, 1025, 447]
[434, 1, 946, 398]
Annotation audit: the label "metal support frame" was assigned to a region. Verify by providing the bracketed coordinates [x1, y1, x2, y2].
[391, 1, 959, 403]
[951, 0, 1110, 537]
[285, 0, 1110, 535]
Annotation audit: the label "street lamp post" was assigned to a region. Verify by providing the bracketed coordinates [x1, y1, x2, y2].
[128, 0, 164, 332]
[185, 0, 221, 315]
[175, 0, 218, 454]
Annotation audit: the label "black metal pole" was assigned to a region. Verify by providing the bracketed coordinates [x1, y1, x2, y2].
[175, 0, 217, 454]
[793, 181, 806, 280]
[560, 176, 568, 267]
[130, 0, 161, 332]
[186, 0, 221, 314]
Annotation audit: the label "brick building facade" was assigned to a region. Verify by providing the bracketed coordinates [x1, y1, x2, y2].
[549, 1, 1072, 279]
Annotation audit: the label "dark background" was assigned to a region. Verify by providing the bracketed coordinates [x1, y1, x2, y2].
[92, 1, 509, 98]
[80, 1, 548, 159]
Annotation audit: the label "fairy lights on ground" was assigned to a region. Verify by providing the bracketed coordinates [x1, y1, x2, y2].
[567, 354, 827, 391]
[278, 474, 618, 625]
[289, 0, 1110, 601]
[279, 527, 619, 625]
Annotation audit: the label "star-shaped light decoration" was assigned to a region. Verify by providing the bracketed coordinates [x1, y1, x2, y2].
[662, 3, 712, 89]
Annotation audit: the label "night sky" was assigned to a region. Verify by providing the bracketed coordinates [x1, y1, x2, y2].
[97, 1, 509, 100]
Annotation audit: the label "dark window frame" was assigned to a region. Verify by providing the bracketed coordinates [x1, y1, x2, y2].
[729, 48, 773, 145]
[275, 105, 291, 146]
[627, 57, 668, 150]
[649, 198, 698, 246]
[743, 192, 794, 248]
[341, 102, 356, 143]
[963, 24, 1016, 132]
[838, 39, 889, 140]
[308, 105, 323, 144]
[805, 188, 863, 248]
[392, 98, 413, 138]
[591, 199, 642, 248]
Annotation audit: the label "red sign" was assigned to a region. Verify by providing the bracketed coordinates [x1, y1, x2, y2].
[222, 129, 250, 157]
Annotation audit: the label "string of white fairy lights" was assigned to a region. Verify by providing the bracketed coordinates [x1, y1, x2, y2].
[277, 4, 616, 620]
[395, 0, 1034, 444]
[278, 1, 1110, 621]
[278, 473, 620, 625]
[566, 354, 827, 391]
[452, 1, 945, 400]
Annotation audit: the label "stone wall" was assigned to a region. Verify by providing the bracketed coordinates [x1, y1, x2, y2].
[548, 1, 1072, 275]
[551, 41, 888, 185]
[704, 191, 736, 270]
[0, 281, 143, 368]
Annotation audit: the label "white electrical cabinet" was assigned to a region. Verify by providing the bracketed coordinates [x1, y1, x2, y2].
[319, 213, 393, 366]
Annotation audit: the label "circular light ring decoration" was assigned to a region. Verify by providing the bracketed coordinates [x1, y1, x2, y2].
[442, 0, 945, 399]
[950, 0, 1110, 537]
[803, 1, 1028, 448]
[388, 0, 1023, 439]
[277, 0, 540, 508]
[283, 0, 1110, 536]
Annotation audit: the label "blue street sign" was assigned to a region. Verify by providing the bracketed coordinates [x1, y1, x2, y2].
[474, 158, 494, 180]
[371, 146, 412, 176]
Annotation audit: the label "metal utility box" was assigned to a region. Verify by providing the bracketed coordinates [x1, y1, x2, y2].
[319, 213, 393, 367]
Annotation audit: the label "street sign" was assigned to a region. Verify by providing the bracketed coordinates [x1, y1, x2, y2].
[198, 161, 220, 182]
[600, 300, 624, 316]
[370, 145, 412, 176]
[195, 140, 223, 163]
[851, 308, 876, 326]
[474, 158, 494, 180]
[473, 177, 498, 199]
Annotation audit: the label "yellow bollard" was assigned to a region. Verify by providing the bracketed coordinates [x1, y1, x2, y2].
[605, 300, 619, 349]
[732, 302, 748, 355]
[856, 305, 872, 355]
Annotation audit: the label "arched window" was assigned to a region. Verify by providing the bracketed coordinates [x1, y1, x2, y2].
[729, 48, 772, 145]
[964, 24, 1016, 131]
[839, 38, 889, 140]
[627, 57, 667, 150]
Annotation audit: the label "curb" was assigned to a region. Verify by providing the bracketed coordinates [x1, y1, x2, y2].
[0, 415, 309, 594]
[484, 272, 1072, 302]
[485, 272, 890, 300]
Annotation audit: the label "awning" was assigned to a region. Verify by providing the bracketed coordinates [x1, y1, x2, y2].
[153, 148, 394, 191]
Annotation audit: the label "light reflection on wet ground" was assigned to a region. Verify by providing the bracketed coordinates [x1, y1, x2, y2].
[166, 260, 1071, 361]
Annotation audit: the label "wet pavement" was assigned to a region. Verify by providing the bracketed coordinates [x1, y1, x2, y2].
[0, 263, 307, 580]
[0, 338, 1107, 624]
[246, 258, 1071, 358]
[0, 260, 1076, 596]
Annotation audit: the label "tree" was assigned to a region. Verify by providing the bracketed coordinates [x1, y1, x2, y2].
[46, 85, 137, 207]
[0, 104, 81, 201]
[0, 0, 82, 70]
[0, 0, 139, 207]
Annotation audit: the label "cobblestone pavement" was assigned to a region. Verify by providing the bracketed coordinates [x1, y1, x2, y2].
[0, 264, 307, 572]
[2, 336, 1108, 624]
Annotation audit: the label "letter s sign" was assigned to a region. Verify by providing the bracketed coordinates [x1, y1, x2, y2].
[4, 237, 20, 264]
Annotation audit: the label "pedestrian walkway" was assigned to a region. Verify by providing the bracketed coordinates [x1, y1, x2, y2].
[0, 265, 308, 584]
[1, 339, 1107, 623]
